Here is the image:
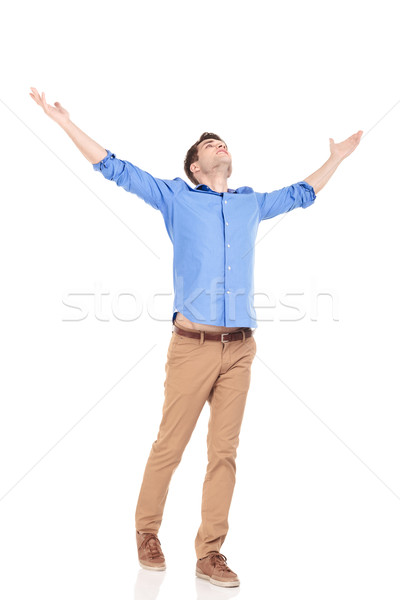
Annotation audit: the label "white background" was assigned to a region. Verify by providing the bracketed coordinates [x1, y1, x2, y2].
[1, 0, 399, 598]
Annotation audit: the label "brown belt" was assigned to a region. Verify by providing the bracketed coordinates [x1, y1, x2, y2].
[173, 324, 253, 343]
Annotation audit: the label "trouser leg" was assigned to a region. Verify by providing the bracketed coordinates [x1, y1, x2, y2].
[135, 330, 221, 534]
[194, 335, 256, 559]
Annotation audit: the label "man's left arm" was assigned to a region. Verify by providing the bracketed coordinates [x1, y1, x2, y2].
[255, 130, 363, 221]
[304, 130, 363, 194]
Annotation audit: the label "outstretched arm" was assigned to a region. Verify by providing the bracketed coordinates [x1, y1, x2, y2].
[29, 87, 107, 164]
[304, 130, 363, 194]
[29, 87, 178, 215]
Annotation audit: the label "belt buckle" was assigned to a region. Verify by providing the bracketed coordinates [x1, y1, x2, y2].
[221, 332, 230, 343]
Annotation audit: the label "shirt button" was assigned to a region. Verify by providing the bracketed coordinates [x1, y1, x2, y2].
[226, 222, 229, 226]
[226, 290, 230, 294]
[228, 266, 231, 270]
[224, 200, 227, 204]
[227, 243, 230, 247]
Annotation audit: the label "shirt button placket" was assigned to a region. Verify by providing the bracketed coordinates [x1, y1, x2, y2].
[224, 197, 230, 303]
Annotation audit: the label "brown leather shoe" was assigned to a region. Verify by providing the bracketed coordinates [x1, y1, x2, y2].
[136, 530, 166, 570]
[195, 551, 240, 587]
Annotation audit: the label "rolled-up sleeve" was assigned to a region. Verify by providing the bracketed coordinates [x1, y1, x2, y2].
[255, 181, 316, 221]
[92, 149, 177, 215]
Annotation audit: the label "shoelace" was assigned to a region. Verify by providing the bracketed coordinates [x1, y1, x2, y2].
[207, 552, 234, 573]
[142, 533, 163, 559]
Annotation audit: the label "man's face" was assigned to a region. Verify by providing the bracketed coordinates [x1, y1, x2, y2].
[190, 138, 233, 182]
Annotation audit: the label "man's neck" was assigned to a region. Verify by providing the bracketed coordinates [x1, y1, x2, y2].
[196, 174, 229, 193]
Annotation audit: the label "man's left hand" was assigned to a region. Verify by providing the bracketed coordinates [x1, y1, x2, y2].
[329, 130, 363, 162]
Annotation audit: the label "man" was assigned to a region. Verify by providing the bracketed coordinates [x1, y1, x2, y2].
[29, 87, 362, 588]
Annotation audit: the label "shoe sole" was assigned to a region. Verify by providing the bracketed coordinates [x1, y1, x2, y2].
[195, 568, 240, 587]
[139, 560, 166, 571]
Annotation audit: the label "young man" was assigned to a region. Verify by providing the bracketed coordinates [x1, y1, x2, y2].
[29, 87, 362, 588]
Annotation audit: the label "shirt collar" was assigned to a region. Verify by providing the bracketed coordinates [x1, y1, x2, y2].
[195, 183, 236, 193]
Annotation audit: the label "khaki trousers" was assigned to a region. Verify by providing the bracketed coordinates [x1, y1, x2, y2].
[135, 321, 257, 559]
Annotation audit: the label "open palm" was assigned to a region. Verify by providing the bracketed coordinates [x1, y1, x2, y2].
[29, 87, 70, 126]
[329, 130, 363, 161]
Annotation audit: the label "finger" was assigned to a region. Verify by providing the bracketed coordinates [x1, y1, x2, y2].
[34, 92, 43, 106]
[29, 93, 40, 105]
[30, 87, 40, 102]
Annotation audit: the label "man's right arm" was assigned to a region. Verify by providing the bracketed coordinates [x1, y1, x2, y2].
[63, 120, 176, 213]
[29, 88, 178, 214]
[91, 149, 178, 214]
[62, 120, 108, 165]
[29, 87, 107, 164]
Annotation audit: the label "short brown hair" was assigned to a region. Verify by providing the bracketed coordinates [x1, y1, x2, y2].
[184, 132, 226, 186]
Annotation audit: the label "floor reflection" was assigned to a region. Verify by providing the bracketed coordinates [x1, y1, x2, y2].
[133, 567, 241, 600]
[133, 568, 166, 600]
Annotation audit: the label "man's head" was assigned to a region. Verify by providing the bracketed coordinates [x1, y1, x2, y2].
[184, 132, 232, 186]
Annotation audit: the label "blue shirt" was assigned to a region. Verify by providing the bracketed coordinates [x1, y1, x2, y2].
[92, 149, 316, 328]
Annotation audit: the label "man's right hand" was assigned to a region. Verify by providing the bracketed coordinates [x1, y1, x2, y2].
[29, 87, 70, 127]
